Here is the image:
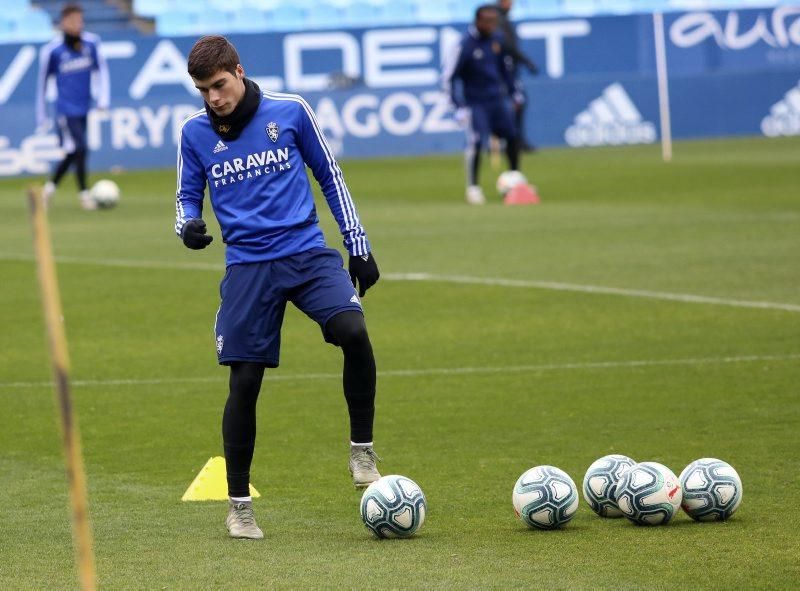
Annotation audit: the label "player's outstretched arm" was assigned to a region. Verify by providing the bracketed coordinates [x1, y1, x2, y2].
[181, 218, 213, 250]
[294, 96, 381, 294]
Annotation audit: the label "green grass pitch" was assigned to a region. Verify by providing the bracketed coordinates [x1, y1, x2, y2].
[1, 136, 799, 589]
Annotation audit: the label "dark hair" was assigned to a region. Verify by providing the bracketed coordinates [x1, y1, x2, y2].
[61, 3, 83, 18]
[475, 4, 498, 20]
[187, 35, 240, 80]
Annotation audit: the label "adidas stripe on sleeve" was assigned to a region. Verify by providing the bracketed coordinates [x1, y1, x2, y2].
[174, 112, 207, 236]
[284, 92, 370, 257]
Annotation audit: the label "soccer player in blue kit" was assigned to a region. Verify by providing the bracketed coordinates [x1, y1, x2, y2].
[442, 5, 522, 205]
[36, 3, 110, 210]
[175, 36, 382, 539]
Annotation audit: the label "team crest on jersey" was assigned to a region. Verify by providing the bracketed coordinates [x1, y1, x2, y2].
[267, 122, 280, 143]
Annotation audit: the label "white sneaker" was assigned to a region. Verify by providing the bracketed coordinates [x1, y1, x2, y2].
[225, 501, 264, 539]
[349, 445, 381, 489]
[79, 190, 97, 211]
[42, 181, 56, 208]
[465, 185, 486, 205]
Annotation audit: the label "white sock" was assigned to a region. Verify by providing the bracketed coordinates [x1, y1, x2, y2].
[43, 181, 56, 196]
[79, 189, 91, 200]
[351, 441, 373, 448]
[230, 496, 252, 504]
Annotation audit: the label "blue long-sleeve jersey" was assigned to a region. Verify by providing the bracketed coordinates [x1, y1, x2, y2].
[442, 26, 517, 108]
[175, 90, 370, 266]
[36, 32, 109, 126]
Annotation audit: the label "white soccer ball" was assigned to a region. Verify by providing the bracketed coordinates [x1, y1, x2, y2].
[614, 461, 683, 526]
[513, 465, 579, 530]
[90, 179, 120, 209]
[360, 475, 427, 539]
[496, 170, 527, 195]
[680, 458, 742, 522]
[582, 454, 636, 518]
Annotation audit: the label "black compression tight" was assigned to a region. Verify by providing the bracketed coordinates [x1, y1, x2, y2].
[222, 311, 376, 497]
[223, 362, 264, 498]
[326, 311, 376, 444]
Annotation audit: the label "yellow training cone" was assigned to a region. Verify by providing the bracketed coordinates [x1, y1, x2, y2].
[181, 456, 260, 501]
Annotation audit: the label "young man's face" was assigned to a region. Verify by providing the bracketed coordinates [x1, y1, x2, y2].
[193, 65, 246, 117]
[475, 9, 498, 36]
[61, 11, 84, 37]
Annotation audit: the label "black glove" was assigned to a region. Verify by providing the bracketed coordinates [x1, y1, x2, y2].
[349, 253, 380, 297]
[181, 218, 213, 250]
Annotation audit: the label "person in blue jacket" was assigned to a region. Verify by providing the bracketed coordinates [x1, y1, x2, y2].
[175, 35, 382, 539]
[36, 3, 109, 210]
[442, 5, 522, 204]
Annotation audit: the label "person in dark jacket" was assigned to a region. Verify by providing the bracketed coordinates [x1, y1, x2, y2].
[497, 0, 539, 152]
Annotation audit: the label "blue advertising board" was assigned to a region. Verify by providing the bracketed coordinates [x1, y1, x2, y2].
[0, 6, 798, 176]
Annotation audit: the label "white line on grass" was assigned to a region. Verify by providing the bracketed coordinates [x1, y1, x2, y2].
[2, 252, 799, 313]
[390, 273, 800, 313]
[2, 353, 798, 390]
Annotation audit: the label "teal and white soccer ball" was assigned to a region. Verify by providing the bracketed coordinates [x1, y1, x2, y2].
[680, 458, 743, 522]
[90, 179, 120, 209]
[582, 454, 636, 518]
[614, 461, 683, 526]
[360, 475, 426, 539]
[513, 465, 579, 530]
[496, 170, 527, 195]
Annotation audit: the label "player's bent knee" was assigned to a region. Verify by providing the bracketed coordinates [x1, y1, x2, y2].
[326, 310, 370, 350]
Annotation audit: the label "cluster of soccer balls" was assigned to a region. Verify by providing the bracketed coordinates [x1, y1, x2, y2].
[514, 456, 743, 529]
[359, 456, 742, 538]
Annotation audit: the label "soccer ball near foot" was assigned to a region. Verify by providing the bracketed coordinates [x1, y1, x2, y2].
[90, 179, 120, 209]
[614, 461, 682, 525]
[680, 458, 742, 521]
[513, 465, 579, 529]
[360, 475, 427, 539]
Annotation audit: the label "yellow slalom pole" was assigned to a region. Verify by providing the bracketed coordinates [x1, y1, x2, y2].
[27, 186, 96, 591]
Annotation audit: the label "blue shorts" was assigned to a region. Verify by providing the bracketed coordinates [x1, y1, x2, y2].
[56, 115, 88, 153]
[467, 100, 517, 143]
[214, 247, 363, 367]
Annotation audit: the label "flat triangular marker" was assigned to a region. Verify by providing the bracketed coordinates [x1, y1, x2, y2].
[504, 183, 541, 205]
[181, 456, 260, 501]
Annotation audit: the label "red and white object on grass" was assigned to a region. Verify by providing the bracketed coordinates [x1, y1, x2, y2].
[503, 183, 541, 205]
[496, 170, 540, 205]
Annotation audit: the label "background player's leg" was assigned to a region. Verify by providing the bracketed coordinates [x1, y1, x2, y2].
[326, 311, 375, 444]
[51, 153, 77, 186]
[467, 139, 483, 188]
[464, 105, 488, 204]
[493, 101, 521, 172]
[74, 148, 88, 193]
[505, 136, 520, 171]
[69, 117, 95, 210]
[223, 362, 265, 499]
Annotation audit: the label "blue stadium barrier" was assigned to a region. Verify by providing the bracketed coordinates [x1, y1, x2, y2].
[1, 6, 799, 176]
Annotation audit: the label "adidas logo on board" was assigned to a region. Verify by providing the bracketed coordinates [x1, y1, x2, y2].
[565, 83, 656, 147]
